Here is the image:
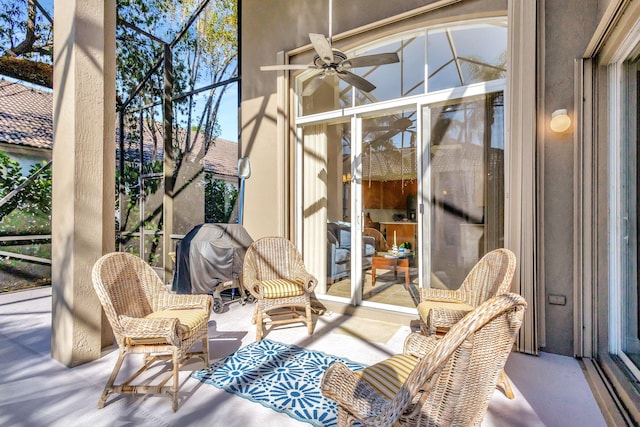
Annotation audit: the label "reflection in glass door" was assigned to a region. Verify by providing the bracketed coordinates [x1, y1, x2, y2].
[360, 109, 420, 308]
[620, 53, 640, 377]
[422, 93, 505, 290]
[317, 122, 354, 300]
[316, 111, 420, 309]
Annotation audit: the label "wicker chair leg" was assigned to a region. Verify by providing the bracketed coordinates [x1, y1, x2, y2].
[496, 369, 515, 399]
[98, 350, 126, 409]
[336, 407, 354, 427]
[171, 350, 180, 412]
[305, 303, 313, 335]
[251, 305, 257, 325]
[256, 308, 263, 341]
[202, 335, 210, 367]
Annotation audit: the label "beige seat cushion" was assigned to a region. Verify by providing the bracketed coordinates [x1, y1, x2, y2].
[144, 308, 209, 340]
[261, 279, 306, 298]
[354, 353, 419, 400]
[417, 299, 474, 322]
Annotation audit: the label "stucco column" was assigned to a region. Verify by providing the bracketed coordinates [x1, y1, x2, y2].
[51, 0, 116, 367]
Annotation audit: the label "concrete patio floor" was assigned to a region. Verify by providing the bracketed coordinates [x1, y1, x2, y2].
[0, 286, 606, 427]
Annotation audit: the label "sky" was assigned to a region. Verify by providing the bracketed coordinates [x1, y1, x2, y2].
[30, 0, 239, 143]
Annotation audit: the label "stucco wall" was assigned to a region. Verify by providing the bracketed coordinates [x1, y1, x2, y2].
[241, 0, 599, 356]
[542, 0, 600, 355]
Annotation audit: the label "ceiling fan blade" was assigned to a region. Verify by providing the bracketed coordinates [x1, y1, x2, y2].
[309, 33, 334, 64]
[338, 70, 376, 93]
[343, 53, 399, 69]
[260, 64, 314, 71]
[302, 76, 326, 96]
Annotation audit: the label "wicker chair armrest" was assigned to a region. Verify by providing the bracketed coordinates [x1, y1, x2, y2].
[119, 316, 181, 347]
[158, 292, 213, 312]
[428, 307, 470, 332]
[403, 332, 439, 358]
[292, 269, 318, 293]
[242, 277, 263, 299]
[421, 287, 463, 303]
[321, 362, 389, 422]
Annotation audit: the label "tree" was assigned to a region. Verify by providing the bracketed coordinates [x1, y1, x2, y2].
[1, 0, 240, 260]
[0, 152, 52, 229]
[0, 0, 53, 87]
[117, 0, 239, 242]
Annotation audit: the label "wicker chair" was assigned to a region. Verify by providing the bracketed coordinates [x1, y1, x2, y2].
[321, 293, 527, 427]
[91, 252, 212, 412]
[364, 227, 389, 252]
[418, 248, 516, 336]
[243, 236, 318, 341]
[417, 247, 516, 398]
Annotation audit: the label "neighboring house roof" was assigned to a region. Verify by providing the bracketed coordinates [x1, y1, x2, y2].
[0, 78, 52, 150]
[118, 119, 238, 179]
[0, 78, 238, 178]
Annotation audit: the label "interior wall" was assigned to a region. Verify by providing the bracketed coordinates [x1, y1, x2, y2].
[542, 0, 600, 355]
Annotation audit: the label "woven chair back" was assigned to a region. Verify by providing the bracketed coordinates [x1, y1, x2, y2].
[460, 248, 516, 307]
[370, 293, 526, 427]
[245, 237, 301, 281]
[92, 253, 164, 336]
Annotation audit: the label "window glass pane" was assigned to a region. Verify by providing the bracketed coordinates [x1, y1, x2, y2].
[300, 72, 351, 115]
[621, 54, 640, 375]
[354, 34, 426, 106]
[427, 22, 507, 92]
[297, 19, 507, 116]
[425, 93, 504, 288]
[361, 109, 419, 309]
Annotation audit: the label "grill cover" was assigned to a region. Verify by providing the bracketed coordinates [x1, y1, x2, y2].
[172, 224, 253, 294]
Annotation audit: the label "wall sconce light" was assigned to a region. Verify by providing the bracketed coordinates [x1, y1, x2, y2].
[550, 109, 572, 133]
[342, 173, 352, 184]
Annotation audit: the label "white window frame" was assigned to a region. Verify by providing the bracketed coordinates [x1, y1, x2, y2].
[608, 16, 640, 380]
[294, 30, 507, 312]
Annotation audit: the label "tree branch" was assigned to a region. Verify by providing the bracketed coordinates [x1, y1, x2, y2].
[0, 56, 52, 88]
[5, 0, 39, 57]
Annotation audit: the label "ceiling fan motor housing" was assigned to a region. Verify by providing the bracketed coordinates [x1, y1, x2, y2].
[314, 50, 348, 69]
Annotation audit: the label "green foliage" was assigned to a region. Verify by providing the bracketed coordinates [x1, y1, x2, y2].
[0, 152, 51, 231]
[0, 153, 52, 287]
[116, 159, 163, 231]
[205, 174, 237, 223]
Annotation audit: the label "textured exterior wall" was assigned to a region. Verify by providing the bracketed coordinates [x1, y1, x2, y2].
[542, 0, 600, 355]
[240, 0, 506, 240]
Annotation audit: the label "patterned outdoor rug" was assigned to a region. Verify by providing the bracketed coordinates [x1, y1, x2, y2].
[192, 339, 365, 426]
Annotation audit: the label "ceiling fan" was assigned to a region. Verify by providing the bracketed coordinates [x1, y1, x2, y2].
[260, 0, 399, 96]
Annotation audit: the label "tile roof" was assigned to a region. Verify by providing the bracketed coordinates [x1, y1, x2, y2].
[116, 120, 238, 178]
[0, 78, 53, 149]
[0, 78, 238, 178]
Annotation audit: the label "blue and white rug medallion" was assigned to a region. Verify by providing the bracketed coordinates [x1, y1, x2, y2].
[192, 339, 365, 427]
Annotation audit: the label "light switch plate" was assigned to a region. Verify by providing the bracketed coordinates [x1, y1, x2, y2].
[548, 294, 566, 305]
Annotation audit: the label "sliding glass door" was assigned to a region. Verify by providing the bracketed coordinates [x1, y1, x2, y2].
[617, 49, 640, 378]
[306, 111, 420, 309]
[360, 109, 420, 308]
[297, 18, 508, 313]
[422, 93, 505, 290]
